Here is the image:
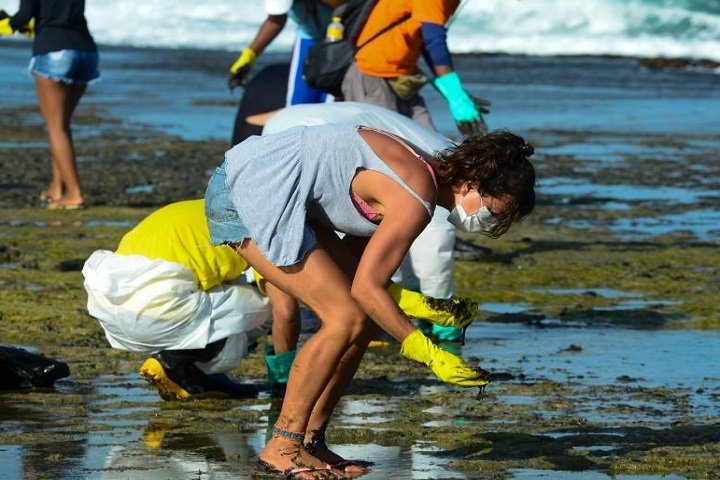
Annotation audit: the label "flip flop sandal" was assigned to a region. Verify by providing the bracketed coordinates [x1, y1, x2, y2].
[252, 459, 336, 479]
[332, 460, 361, 471]
[304, 433, 371, 475]
[331, 459, 372, 475]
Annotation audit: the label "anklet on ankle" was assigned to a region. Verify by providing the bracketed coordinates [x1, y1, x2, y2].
[272, 426, 305, 442]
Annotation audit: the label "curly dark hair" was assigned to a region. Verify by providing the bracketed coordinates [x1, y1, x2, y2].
[435, 130, 536, 237]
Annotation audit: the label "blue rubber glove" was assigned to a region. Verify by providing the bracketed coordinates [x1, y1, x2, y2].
[433, 71, 488, 136]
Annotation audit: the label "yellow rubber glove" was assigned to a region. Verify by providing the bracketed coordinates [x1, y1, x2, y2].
[0, 17, 14, 35]
[228, 47, 257, 92]
[400, 329, 490, 387]
[252, 268, 267, 296]
[388, 283, 477, 329]
[18, 18, 34, 38]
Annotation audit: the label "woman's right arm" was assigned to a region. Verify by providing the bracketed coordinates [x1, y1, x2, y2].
[352, 210, 490, 388]
[350, 196, 429, 341]
[248, 14, 287, 55]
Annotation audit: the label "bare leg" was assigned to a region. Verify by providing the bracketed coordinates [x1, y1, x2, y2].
[238, 240, 370, 478]
[35, 76, 86, 207]
[304, 328, 377, 476]
[265, 282, 300, 354]
[301, 225, 375, 474]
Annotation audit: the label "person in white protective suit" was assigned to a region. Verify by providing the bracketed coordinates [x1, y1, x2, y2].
[82, 199, 272, 401]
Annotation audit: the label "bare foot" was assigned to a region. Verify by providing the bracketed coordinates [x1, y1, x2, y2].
[258, 436, 340, 479]
[39, 189, 61, 203]
[46, 196, 85, 210]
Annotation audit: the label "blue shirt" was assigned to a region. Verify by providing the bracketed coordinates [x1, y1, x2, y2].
[288, 0, 333, 40]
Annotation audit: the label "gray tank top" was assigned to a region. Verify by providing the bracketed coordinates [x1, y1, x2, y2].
[224, 124, 436, 266]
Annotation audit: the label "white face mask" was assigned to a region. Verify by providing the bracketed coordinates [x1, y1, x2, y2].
[447, 193, 498, 235]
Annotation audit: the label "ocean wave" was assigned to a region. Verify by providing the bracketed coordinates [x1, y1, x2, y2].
[0, 0, 718, 61]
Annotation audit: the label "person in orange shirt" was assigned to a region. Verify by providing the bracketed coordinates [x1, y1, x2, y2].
[342, 0, 488, 136]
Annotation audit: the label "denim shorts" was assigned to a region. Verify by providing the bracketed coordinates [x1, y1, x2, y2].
[205, 162, 250, 245]
[29, 49, 100, 84]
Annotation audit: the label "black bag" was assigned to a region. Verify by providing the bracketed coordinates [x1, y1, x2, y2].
[303, 0, 409, 96]
[0, 346, 70, 389]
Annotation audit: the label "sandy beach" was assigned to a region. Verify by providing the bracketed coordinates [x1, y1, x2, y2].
[1, 41, 719, 479]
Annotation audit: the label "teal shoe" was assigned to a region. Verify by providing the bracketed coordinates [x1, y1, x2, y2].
[417, 319, 434, 337]
[264, 346, 296, 397]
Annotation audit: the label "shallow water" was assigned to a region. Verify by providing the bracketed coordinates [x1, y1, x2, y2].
[1, 317, 716, 479]
[0, 372, 471, 479]
[466, 321, 720, 423]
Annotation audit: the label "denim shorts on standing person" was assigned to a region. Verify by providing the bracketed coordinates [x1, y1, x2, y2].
[205, 161, 251, 246]
[29, 49, 100, 84]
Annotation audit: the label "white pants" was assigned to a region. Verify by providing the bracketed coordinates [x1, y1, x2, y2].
[82, 250, 272, 373]
[392, 207, 456, 298]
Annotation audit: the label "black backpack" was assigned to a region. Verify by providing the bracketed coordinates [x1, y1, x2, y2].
[302, 0, 409, 96]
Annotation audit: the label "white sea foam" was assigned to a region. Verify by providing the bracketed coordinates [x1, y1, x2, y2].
[0, 0, 718, 61]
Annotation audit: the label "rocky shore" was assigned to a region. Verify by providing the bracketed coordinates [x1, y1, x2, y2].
[1, 47, 719, 479]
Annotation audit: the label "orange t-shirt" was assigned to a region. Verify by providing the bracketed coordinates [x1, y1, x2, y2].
[355, 0, 459, 78]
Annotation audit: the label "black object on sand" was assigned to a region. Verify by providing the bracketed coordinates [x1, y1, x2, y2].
[0, 346, 70, 389]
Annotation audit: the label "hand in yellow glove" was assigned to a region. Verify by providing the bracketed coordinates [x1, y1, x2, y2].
[0, 17, 14, 35]
[0, 16, 33, 37]
[18, 18, 34, 38]
[388, 283, 477, 329]
[400, 329, 490, 387]
[228, 47, 257, 92]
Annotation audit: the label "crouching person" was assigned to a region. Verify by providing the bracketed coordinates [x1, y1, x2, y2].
[82, 199, 272, 401]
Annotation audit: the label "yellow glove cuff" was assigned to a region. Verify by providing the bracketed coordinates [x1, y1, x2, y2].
[230, 47, 257, 74]
[400, 329, 434, 365]
[19, 18, 34, 38]
[388, 283, 477, 329]
[0, 18, 14, 35]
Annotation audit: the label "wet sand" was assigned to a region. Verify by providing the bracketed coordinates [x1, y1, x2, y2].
[1, 43, 719, 479]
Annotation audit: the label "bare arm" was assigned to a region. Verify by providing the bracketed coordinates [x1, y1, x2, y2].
[432, 64, 452, 77]
[248, 14, 287, 55]
[350, 184, 431, 342]
[347, 129, 438, 340]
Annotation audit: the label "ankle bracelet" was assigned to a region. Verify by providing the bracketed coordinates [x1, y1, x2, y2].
[272, 426, 305, 442]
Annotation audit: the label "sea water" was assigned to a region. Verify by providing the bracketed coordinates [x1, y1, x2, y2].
[0, 0, 719, 62]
